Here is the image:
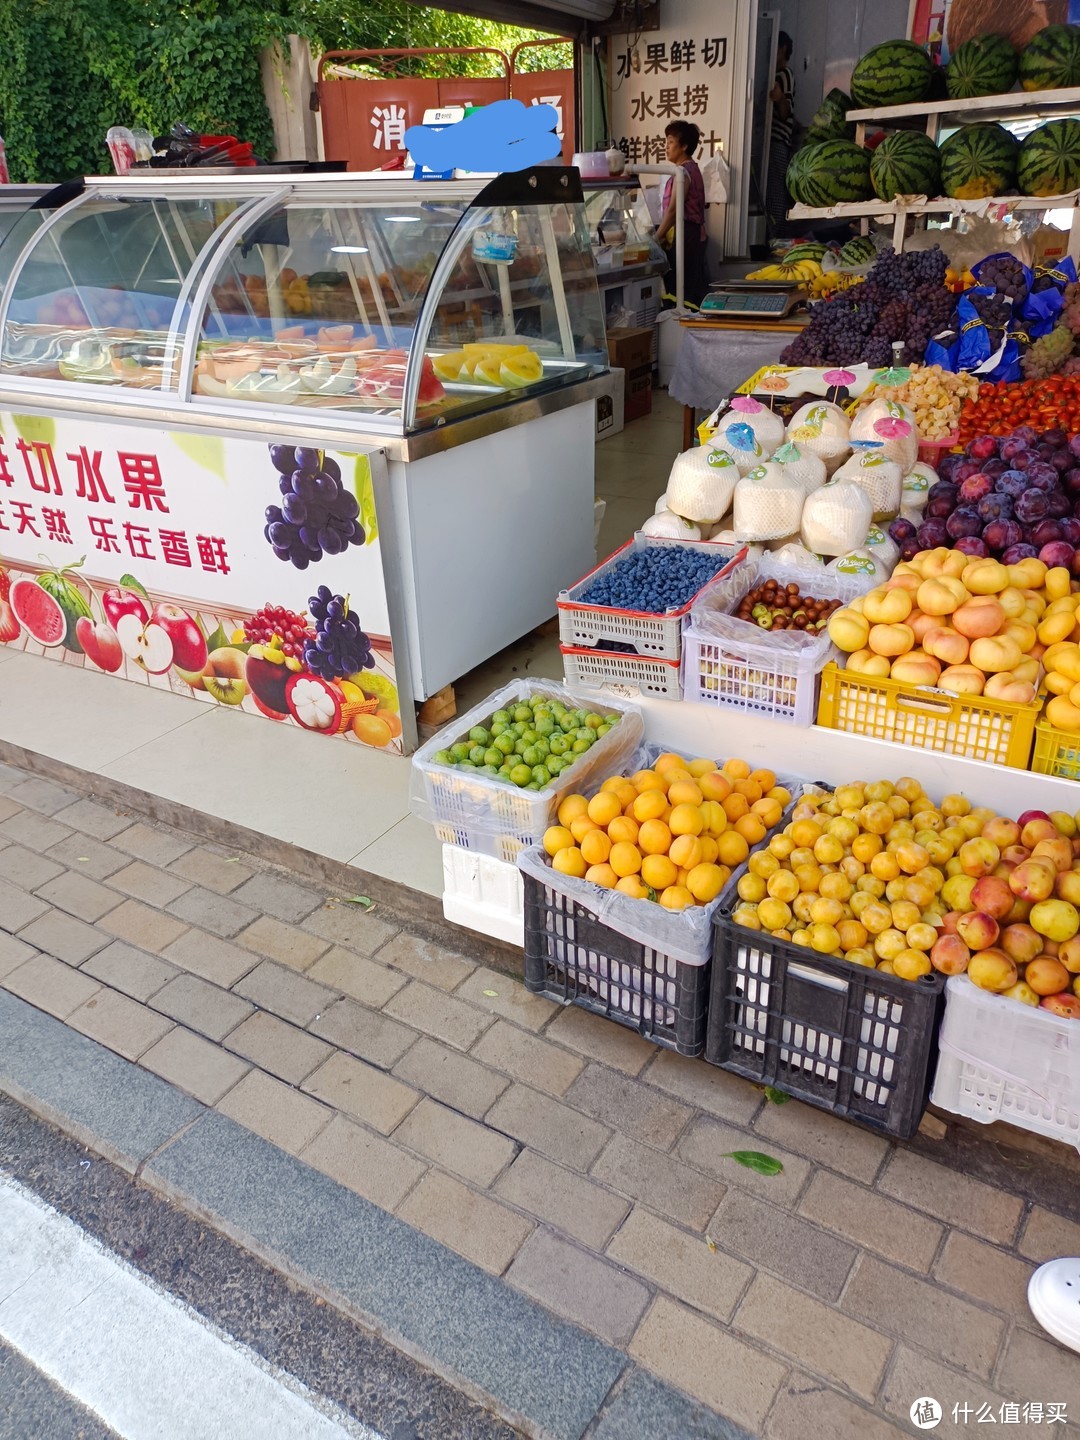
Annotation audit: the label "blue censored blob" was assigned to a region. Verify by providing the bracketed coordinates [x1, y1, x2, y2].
[405, 99, 560, 175]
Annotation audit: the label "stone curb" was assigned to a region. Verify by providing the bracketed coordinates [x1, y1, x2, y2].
[0, 988, 752, 1440]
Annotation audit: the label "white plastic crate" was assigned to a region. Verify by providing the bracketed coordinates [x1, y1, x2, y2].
[561, 645, 682, 700]
[931, 975, 1080, 1152]
[557, 534, 744, 661]
[411, 679, 644, 862]
[682, 560, 868, 726]
[442, 844, 524, 947]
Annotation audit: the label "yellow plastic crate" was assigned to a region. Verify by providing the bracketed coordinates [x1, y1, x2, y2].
[817, 663, 1037, 770]
[1031, 718, 1080, 782]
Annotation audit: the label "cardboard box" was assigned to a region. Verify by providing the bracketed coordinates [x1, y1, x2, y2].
[606, 326, 654, 373]
[595, 366, 625, 440]
[625, 362, 653, 423]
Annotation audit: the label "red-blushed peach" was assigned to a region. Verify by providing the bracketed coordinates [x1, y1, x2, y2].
[957, 910, 1000, 950]
[1026, 956, 1072, 996]
[1041, 992, 1080, 1018]
[908, 610, 937, 643]
[863, 586, 913, 625]
[967, 948, 1018, 991]
[1002, 844, 1032, 866]
[886, 569, 922, 594]
[930, 933, 970, 975]
[1023, 818, 1062, 848]
[1031, 837, 1074, 873]
[890, 652, 941, 686]
[938, 664, 985, 696]
[923, 626, 969, 666]
[958, 837, 1000, 877]
[1009, 859, 1057, 902]
[970, 875, 1014, 920]
[1000, 922, 1043, 966]
[868, 623, 915, 658]
[1004, 895, 1033, 925]
[940, 910, 963, 935]
[982, 673, 1036, 704]
[954, 597, 1006, 640]
[1059, 934, 1080, 973]
[982, 816, 1021, 849]
[969, 635, 1023, 673]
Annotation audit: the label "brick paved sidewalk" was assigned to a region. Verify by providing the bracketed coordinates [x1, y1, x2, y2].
[0, 758, 1078, 1438]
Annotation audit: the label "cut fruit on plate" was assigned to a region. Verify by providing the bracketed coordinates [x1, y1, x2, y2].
[501, 354, 543, 387]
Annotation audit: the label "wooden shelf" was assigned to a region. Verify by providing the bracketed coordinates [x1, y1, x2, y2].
[789, 192, 1080, 221]
[846, 85, 1080, 124]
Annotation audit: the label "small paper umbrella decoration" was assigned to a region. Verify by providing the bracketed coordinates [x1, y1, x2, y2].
[874, 416, 913, 439]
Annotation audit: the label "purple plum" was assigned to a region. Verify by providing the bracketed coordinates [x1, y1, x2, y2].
[982, 458, 1007, 479]
[938, 454, 964, 482]
[954, 536, 989, 557]
[1037, 443, 1056, 462]
[966, 435, 998, 460]
[1000, 435, 1030, 461]
[953, 458, 983, 482]
[1030, 519, 1063, 548]
[916, 519, 949, 549]
[995, 470, 1029, 498]
[983, 519, 1023, 553]
[1048, 491, 1072, 519]
[926, 495, 956, 520]
[1015, 489, 1051, 524]
[900, 538, 921, 561]
[1069, 434, 1080, 462]
[959, 472, 994, 502]
[1001, 543, 1039, 563]
[1040, 540, 1076, 569]
[1026, 464, 1059, 492]
[946, 506, 983, 539]
[978, 493, 1013, 523]
[889, 517, 917, 544]
[1044, 428, 1068, 448]
[1051, 450, 1072, 474]
[927, 480, 959, 502]
[1013, 426, 1039, 446]
[1063, 468, 1080, 495]
[1060, 517, 1080, 545]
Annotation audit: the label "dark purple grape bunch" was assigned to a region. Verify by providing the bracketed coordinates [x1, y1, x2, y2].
[264, 445, 365, 570]
[979, 256, 1027, 303]
[303, 587, 375, 681]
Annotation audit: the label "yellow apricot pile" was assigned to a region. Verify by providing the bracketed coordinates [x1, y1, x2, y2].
[542, 753, 792, 911]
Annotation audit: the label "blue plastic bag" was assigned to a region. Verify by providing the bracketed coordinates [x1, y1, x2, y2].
[1022, 258, 1077, 339]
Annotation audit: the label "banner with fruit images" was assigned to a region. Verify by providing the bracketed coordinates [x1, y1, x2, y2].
[0, 412, 403, 753]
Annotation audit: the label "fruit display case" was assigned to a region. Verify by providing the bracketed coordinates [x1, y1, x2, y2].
[0, 166, 612, 721]
[931, 975, 1080, 1150]
[816, 661, 1039, 769]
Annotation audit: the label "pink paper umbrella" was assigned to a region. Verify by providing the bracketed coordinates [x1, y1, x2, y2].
[822, 368, 855, 403]
[874, 416, 913, 439]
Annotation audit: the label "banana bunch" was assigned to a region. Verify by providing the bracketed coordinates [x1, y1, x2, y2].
[745, 258, 823, 284]
[809, 270, 865, 297]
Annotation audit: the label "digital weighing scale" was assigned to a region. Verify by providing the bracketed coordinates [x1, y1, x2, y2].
[698, 282, 804, 320]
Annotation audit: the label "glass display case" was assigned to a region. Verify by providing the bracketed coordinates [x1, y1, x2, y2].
[0, 169, 608, 442]
[582, 179, 667, 271]
[0, 184, 68, 306]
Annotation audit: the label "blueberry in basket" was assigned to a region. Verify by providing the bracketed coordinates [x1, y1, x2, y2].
[581, 547, 728, 614]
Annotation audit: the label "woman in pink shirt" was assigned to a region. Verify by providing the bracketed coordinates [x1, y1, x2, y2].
[656, 120, 709, 306]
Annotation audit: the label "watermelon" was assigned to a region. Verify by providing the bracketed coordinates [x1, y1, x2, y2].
[1019, 24, 1080, 92]
[938, 123, 1018, 199]
[806, 89, 854, 142]
[1017, 119, 1080, 196]
[786, 140, 874, 207]
[782, 243, 828, 263]
[946, 33, 1017, 99]
[850, 40, 933, 108]
[9, 579, 66, 648]
[839, 235, 876, 267]
[869, 130, 942, 200]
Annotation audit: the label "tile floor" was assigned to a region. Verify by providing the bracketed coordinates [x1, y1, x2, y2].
[0, 396, 682, 904]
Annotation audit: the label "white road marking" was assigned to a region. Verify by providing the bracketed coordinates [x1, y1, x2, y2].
[0, 1173, 384, 1440]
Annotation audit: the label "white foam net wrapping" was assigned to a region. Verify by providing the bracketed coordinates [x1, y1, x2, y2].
[733, 463, 806, 541]
[801, 480, 874, 556]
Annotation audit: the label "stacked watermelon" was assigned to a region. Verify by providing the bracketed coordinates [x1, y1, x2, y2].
[945, 33, 1017, 99]
[939, 123, 1018, 199]
[850, 40, 933, 108]
[869, 131, 942, 201]
[1019, 24, 1080, 91]
[1018, 119, 1080, 196]
[806, 89, 855, 143]
[786, 140, 873, 207]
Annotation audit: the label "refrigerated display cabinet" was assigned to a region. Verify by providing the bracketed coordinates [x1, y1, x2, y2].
[0, 167, 610, 745]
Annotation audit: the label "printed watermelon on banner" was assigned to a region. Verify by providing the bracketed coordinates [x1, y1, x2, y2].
[787, 140, 873, 207]
[1017, 119, 1080, 197]
[939, 123, 1018, 199]
[870, 131, 942, 201]
[9, 578, 66, 647]
[35, 558, 92, 654]
[0, 565, 18, 643]
[850, 40, 933, 108]
[946, 33, 1017, 99]
[1019, 24, 1080, 92]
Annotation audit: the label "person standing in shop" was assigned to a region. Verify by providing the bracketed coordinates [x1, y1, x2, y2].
[656, 120, 709, 307]
[766, 31, 796, 236]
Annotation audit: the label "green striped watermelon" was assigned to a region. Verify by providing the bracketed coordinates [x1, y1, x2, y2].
[869, 131, 942, 200]
[850, 40, 933, 108]
[939, 123, 1018, 199]
[839, 235, 876, 267]
[946, 33, 1017, 99]
[783, 243, 828, 262]
[786, 140, 874, 207]
[1017, 119, 1080, 196]
[1019, 24, 1080, 92]
[807, 89, 854, 142]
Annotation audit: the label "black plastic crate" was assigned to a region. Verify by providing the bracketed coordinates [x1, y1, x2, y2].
[522, 872, 710, 1056]
[705, 910, 945, 1138]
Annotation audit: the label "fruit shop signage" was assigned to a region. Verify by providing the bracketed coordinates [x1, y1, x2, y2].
[609, 2, 735, 165]
[0, 412, 405, 755]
